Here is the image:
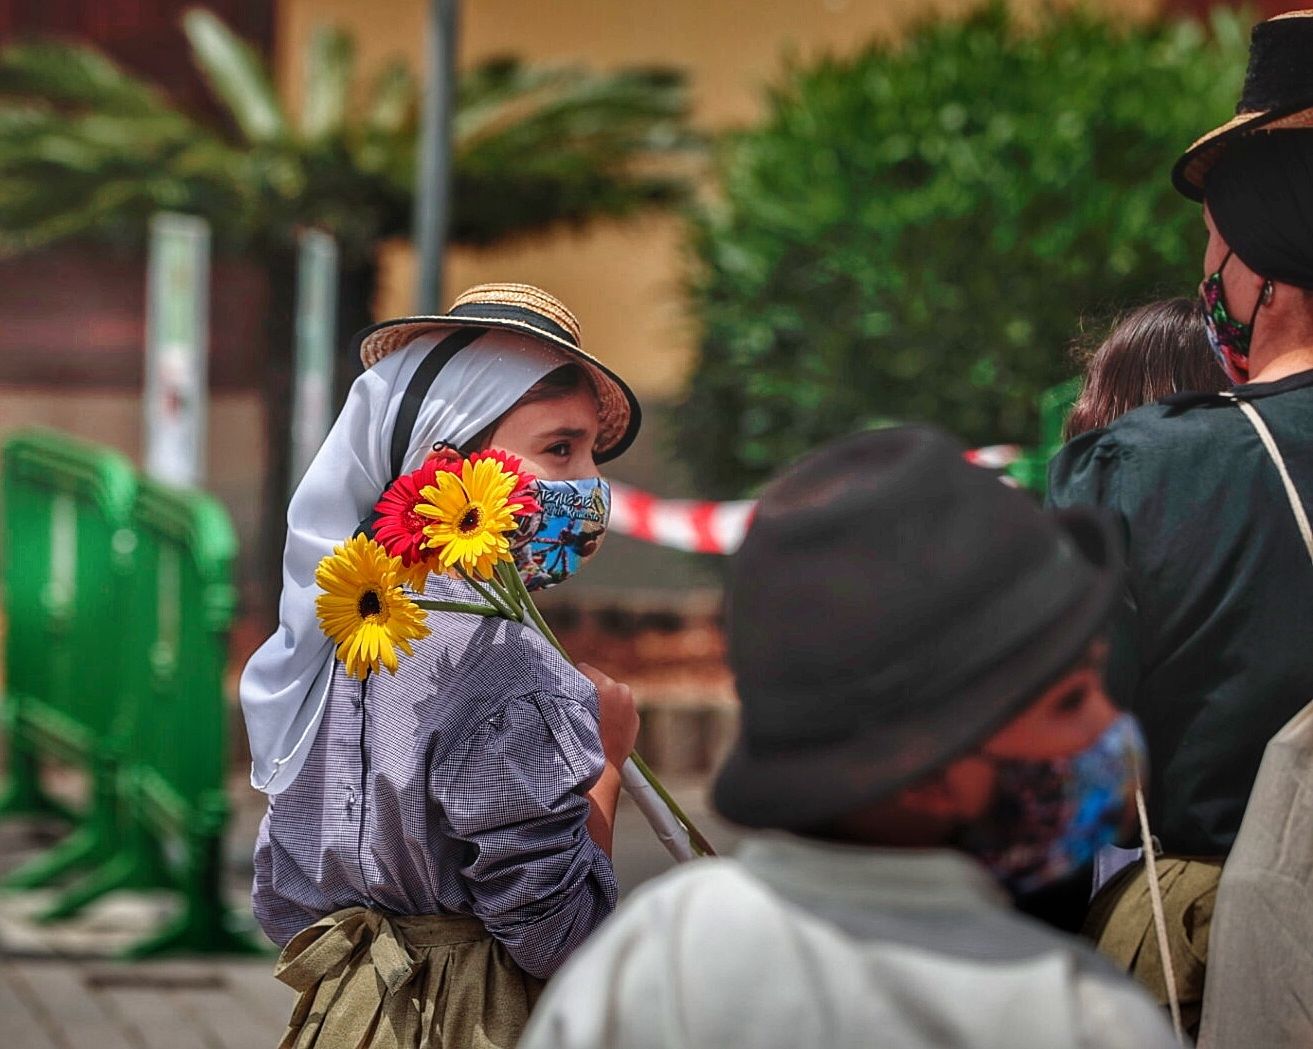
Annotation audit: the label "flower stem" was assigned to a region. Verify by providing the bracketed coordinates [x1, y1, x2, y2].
[628, 751, 715, 857]
[492, 561, 528, 619]
[505, 567, 569, 658]
[501, 565, 716, 858]
[456, 568, 519, 620]
[413, 599, 501, 617]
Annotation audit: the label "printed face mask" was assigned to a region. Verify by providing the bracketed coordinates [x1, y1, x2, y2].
[1201, 250, 1263, 385]
[955, 713, 1145, 897]
[512, 477, 610, 591]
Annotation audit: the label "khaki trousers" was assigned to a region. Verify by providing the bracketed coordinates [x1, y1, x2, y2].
[1082, 857, 1223, 1042]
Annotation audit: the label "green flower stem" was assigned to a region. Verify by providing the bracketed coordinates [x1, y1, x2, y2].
[501, 564, 715, 858]
[628, 751, 715, 857]
[507, 569, 569, 659]
[413, 599, 500, 617]
[455, 568, 520, 620]
[492, 561, 528, 619]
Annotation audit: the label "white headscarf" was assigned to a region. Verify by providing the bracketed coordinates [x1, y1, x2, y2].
[241, 329, 570, 794]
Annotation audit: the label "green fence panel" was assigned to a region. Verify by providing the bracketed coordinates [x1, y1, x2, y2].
[113, 478, 257, 954]
[0, 429, 136, 887]
[127, 478, 235, 829]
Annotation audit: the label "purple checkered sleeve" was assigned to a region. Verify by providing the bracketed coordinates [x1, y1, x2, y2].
[251, 575, 618, 979]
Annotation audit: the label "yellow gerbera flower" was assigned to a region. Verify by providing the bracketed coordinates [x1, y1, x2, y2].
[397, 556, 434, 594]
[315, 534, 430, 680]
[415, 457, 520, 580]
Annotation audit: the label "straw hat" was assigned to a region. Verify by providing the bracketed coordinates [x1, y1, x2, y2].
[1173, 10, 1313, 201]
[352, 283, 641, 463]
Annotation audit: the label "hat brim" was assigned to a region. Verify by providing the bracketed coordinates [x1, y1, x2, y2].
[712, 505, 1123, 831]
[351, 314, 641, 464]
[1172, 102, 1313, 202]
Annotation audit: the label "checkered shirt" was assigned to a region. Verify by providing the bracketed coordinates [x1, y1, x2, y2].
[251, 575, 618, 979]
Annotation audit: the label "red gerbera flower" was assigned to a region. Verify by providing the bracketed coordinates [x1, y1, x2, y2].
[374, 458, 451, 566]
[469, 449, 541, 516]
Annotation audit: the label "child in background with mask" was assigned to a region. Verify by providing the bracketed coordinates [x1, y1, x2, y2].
[520, 426, 1177, 1049]
[241, 285, 640, 1049]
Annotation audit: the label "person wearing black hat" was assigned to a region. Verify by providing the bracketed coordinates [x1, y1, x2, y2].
[1047, 9, 1313, 1034]
[519, 426, 1176, 1049]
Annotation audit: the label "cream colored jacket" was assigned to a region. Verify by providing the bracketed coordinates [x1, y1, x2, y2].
[521, 836, 1177, 1049]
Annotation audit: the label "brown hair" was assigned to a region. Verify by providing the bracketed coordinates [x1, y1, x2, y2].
[1064, 298, 1228, 440]
[462, 364, 597, 452]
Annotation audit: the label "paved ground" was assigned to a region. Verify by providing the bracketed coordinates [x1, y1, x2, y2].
[0, 775, 742, 1047]
[2, 957, 297, 1049]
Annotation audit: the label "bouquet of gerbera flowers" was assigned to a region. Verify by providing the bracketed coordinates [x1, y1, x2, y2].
[313, 449, 714, 861]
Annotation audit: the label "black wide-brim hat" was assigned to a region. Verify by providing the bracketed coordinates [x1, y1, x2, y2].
[713, 425, 1123, 831]
[352, 283, 641, 463]
[1173, 9, 1313, 201]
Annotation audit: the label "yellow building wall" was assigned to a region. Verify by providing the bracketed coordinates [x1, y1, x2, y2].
[277, 0, 1159, 400]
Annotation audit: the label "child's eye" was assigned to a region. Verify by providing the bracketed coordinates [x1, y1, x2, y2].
[1054, 679, 1093, 714]
[546, 442, 571, 458]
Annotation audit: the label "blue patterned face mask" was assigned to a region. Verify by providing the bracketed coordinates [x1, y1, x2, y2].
[956, 714, 1145, 897]
[512, 477, 610, 591]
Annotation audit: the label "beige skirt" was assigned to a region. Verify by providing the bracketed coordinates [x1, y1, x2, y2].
[274, 907, 544, 1049]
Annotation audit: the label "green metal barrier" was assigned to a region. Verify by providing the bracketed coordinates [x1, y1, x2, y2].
[0, 430, 137, 889]
[46, 476, 259, 954]
[1, 430, 260, 954]
[124, 477, 257, 954]
[1005, 376, 1083, 494]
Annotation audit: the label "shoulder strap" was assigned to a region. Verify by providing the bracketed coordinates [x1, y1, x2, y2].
[354, 326, 485, 540]
[1135, 784, 1184, 1044]
[388, 327, 486, 482]
[1223, 391, 1313, 566]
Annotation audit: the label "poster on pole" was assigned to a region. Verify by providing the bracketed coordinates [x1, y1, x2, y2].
[290, 229, 339, 492]
[143, 213, 210, 489]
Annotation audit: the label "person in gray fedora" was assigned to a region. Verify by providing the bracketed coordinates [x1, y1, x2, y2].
[520, 425, 1176, 1049]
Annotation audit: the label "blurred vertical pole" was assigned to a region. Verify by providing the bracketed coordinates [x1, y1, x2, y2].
[290, 230, 339, 493]
[414, 0, 459, 312]
[256, 246, 299, 628]
[143, 213, 210, 488]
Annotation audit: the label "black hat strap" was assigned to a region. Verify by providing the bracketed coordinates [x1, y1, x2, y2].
[388, 327, 487, 480]
[355, 326, 486, 539]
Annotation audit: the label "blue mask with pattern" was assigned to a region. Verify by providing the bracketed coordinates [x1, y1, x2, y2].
[512, 477, 610, 591]
[956, 713, 1145, 897]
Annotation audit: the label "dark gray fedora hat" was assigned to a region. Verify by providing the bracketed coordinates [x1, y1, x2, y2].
[712, 425, 1122, 830]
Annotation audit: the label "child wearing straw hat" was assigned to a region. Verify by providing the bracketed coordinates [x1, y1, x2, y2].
[241, 284, 641, 1048]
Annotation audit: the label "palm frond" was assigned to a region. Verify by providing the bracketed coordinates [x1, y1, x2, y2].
[0, 11, 695, 255]
[362, 59, 416, 138]
[456, 60, 694, 156]
[182, 7, 286, 143]
[450, 59, 699, 243]
[301, 24, 354, 142]
[0, 41, 174, 118]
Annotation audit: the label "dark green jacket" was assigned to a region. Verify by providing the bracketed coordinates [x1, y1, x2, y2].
[1048, 369, 1313, 856]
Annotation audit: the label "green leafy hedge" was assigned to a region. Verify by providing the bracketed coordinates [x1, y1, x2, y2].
[678, 4, 1248, 496]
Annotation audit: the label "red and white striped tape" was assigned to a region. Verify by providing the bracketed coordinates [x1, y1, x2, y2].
[963, 444, 1024, 471]
[609, 482, 757, 555]
[610, 444, 1023, 555]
